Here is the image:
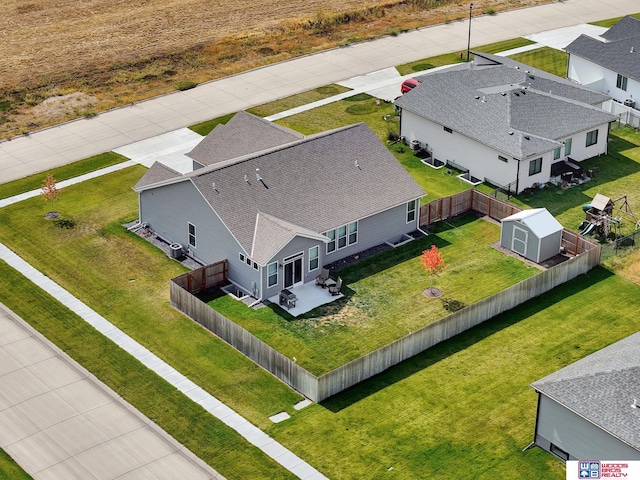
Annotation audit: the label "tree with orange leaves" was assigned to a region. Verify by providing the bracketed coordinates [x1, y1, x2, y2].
[422, 245, 448, 295]
[41, 173, 59, 219]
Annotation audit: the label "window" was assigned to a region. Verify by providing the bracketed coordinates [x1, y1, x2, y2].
[326, 230, 336, 253]
[528, 157, 542, 176]
[348, 222, 358, 245]
[550, 443, 569, 461]
[309, 246, 319, 271]
[498, 155, 508, 163]
[253, 261, 258, 270]
[325, 221, 358, 253]
[564, 138, 572, 156]
[586, 129, 598, 147]
[553, 147, 561, 160]
[337, 225, 347, 249]
[246, 256, 252, 266]
[267, 262, 278, 287]
[617, 74, 628, 91]
[188, 223, 196, 248]
[407, 200, 417, 223]
[443, 126, 453, 133]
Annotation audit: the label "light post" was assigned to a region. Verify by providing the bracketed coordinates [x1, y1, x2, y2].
[466, 3, 474, 62]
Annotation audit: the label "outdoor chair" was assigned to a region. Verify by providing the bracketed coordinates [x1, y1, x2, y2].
[316, 268, 330, 287]
[328, 277, 342, 296]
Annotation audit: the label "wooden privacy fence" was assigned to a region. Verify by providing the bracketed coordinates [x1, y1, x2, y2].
[170, 239, 600, 402]
[172, 260, 227, 294]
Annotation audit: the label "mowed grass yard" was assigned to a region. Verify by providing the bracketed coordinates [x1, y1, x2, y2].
[0, 130, 639, 479]
[206, 215, 538, 374]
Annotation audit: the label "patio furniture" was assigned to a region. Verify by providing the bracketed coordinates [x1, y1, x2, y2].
[328, 277, 342, 296]
[279, 289, 298, 310]
[315, 268, 330, 287]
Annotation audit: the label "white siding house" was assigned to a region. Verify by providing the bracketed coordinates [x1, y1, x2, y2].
[395, 52, 617, 194]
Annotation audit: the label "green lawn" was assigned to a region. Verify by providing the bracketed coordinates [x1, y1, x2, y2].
[206, 215, 538, 374]
[0, 167, 302, 430]
[590, 13, 640, 28]
[0, 152, 126, 199]
[0, 260, 295, 480]
[189, 112, 235, 136]
[247, 84, 351, 118]
[511, 127, 640, 238]
[509, 47, 568, 78]
[0, 449, 31, 480]
[397, 38, 535, 76]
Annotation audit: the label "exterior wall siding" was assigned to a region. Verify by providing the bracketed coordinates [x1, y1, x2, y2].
[139, 182, 260, 293]
[568, 55, 640, 106]
[535, 394, 640, 461]
[539, 230, 562, 263]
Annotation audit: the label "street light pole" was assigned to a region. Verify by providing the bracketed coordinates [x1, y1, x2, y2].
[466, 3, 474, 62]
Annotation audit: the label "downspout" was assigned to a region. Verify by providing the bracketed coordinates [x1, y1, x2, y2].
[416, 196, 430, 236]
[606, 121, 612, 155]
[523, 389, 542, 452]
[515, 159, 521, 195]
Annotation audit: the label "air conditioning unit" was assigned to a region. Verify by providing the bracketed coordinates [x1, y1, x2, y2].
[624, 98, 635, 108]
[169, 243, 183, 259]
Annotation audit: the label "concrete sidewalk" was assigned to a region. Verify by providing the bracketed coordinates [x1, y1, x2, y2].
[0, 304, 223, 480]
[0, 244, 327, 480]
[0, 0, 636, 184]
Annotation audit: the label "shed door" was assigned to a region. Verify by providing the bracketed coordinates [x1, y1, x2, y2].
[512, 226, 528, 256]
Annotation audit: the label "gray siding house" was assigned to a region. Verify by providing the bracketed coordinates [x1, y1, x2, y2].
[394, 52, 617, 194]
[531, 331, 640, 462]
[500, 208, 562, 263]
[134, 113, 425, 301]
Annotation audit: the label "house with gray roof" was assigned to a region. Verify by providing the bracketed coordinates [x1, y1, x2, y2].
[566, 16, 640, 111]
[394, 52, 616, 194]
[531, 331, 640, 462]
[134, 113, 425, 301]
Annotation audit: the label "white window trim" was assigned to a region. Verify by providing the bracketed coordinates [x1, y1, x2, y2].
[309, 246, 319, 272]
[267, 261, 278, 288]
[407, 200, 417, 224]
[325, 221, 358, 254]
[586, 129, 598, 147]
[188, 222, 196, 248]
[564, 138, 572, 157]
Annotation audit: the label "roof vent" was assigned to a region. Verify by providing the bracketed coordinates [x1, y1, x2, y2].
[632, 398, 639, 409]
[255, 168, 262, 182]
[475, 95, 480, 100]
[508, 131, 514, 135]
[514, 92, 520, 97]
[631, 46, 635, 53]
[525, 70, 529, 74]
[212, 182, 218, 193]
[515, 66, 519, 70]
[521, 89, 526, 95]
[500, 92, 506, 96]
[244, 174, 250, 184]
[524, 135, 530, 140]
[481, 96, 486, 103]
[355, 160, 362, 170]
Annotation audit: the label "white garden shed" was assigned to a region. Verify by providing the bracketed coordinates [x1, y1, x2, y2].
[500, 208, 563, 263]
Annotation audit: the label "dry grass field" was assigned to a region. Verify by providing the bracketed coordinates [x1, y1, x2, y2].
[1, 0, 547, 139]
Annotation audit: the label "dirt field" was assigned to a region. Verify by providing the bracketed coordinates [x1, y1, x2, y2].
[1, 0, 547, 139]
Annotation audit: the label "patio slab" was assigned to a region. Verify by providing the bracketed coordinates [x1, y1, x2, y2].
[268, 281, 344, 317]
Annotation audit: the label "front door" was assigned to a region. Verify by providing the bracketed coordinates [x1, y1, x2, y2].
[284, 257, 303, 288]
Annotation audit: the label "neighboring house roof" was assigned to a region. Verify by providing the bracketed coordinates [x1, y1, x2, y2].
[501, 208, 563, 238]
[136, 119, 426, 263]
[187, 110, 304, 167]
[565, 16, 640, 82]
[394, 52, 616, 160]
[133, 161, 182, 191]
[532, 331, 640, 452]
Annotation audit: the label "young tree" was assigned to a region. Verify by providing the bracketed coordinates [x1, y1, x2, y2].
[41, 173, 59, 218]
[422, 245, 448, 295]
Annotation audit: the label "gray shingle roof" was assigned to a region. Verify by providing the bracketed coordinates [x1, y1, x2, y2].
[566, 16, 640, 82]
[395, 53, 616, 159]
[187, 111, 303, 167]
[532, 332, 640, 451]
[133, 161, 181, 191]
[138, 122, 425, 263]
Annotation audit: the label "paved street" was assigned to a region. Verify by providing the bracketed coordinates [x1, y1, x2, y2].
[0, 0, 637, 184]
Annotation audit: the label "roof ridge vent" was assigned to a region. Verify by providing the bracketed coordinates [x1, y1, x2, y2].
[212, 182, 218, 193]
[481, 95, 486, 103]
[632, 398, 639, 409]
[474, 95, 480, 100]
[631, 46, 635, 53]
[255, 168, 262, 181]
[524, 135, 530, 140]
[244, 174, 250, 184]
[500, 92, 506, 96]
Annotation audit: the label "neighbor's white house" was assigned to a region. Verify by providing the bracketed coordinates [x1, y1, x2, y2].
[394, 53, 617, 194]
[566, 16, 640, 112]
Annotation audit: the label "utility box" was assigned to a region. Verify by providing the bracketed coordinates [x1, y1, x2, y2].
[169, 243, 183, 259]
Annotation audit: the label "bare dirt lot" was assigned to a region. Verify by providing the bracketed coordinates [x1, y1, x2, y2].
[1, 0, 547, 139]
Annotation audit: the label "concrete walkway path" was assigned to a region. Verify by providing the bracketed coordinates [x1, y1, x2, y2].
[0, 304, 224, 480]
[0, 245, 327, 480]
[0, 0, 636, 184]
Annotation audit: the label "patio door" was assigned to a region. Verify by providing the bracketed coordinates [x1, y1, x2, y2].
[284, 254, 303, 288]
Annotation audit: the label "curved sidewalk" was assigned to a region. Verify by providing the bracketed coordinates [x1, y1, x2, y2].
[0, 245, 328, 480]
[0, 303, 223, 480]
[1, 0, 637, 184]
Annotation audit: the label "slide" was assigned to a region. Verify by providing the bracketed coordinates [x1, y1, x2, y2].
[580, 222, 595, 236]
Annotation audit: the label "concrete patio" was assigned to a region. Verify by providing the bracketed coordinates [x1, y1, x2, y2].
[268, 281, 344, 317]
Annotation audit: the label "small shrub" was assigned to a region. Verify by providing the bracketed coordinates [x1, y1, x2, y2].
[175, 81, 198, 91]
[53, 218, 76, 229]
[485, 8, 496, 15]
[82, 110, 96, 118]
[387, 128, 400, 142]
[396, 146, 406, 153]
[441, 297, 466, 312]
[0, 100, 13, 112]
